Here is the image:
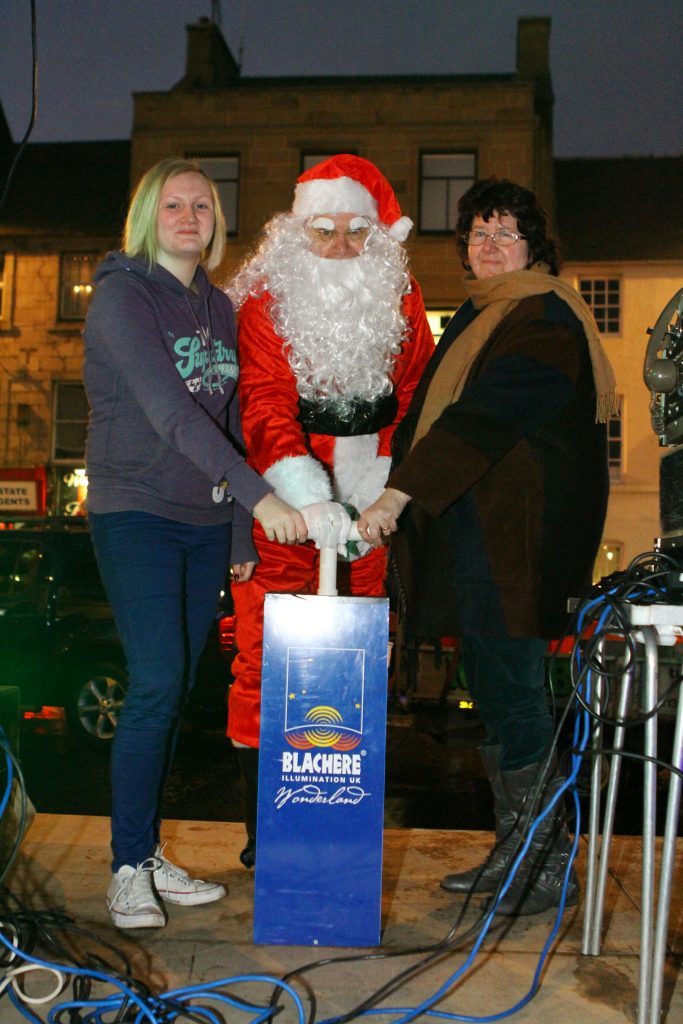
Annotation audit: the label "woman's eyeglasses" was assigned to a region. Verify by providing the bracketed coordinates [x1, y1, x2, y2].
[463, 229, 527, 246]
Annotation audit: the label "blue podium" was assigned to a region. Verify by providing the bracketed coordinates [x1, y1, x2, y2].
[253, 591, 389, 947]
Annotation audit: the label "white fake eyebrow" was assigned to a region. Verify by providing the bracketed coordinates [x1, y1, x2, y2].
[349, 216, 371, 230]
[309, 216, 336, 230]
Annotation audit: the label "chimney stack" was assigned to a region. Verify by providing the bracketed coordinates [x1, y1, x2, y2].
[516, 17, 551, 78]
[179, 16, 240, 88]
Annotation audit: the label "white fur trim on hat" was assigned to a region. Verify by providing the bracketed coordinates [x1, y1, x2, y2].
[292, 177, 378, 219]
[389, 216, 414, 242]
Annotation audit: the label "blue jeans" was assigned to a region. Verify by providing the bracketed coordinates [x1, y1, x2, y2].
[89, 511, 232, 871]
[459, 635, 552, 771]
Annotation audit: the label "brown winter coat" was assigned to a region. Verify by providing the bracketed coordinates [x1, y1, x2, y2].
[388, 291, 609, 640]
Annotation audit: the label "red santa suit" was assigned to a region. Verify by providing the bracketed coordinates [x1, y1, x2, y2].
[227, 156, 435, 747]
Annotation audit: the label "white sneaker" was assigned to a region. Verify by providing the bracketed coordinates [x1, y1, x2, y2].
[106, 858, 167, 929]
[153, 844, 227, 906]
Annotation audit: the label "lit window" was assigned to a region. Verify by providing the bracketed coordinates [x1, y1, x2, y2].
[426, 309, 457, 343]
[593, 541, 623, 584]
[579, 278, 621, 334]
[52, 381, 89, 464]
[60, 253, 98, 320]
[607, 402, 623, 481]
[0, 252, 14, 325]
[192, 156, 239, 236]
[56, 466, 89, 518]
[419, 153, 476, 233]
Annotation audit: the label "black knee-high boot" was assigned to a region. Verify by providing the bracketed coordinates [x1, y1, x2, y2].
[236, 747, 258, 869]
[441, 745, 519, 894]
[491, 762, 579, 916]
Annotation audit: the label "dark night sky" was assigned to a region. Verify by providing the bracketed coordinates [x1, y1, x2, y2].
[1, 0, 681, 158]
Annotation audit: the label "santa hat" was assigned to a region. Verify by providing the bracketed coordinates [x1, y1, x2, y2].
[292, 154, 413, 242]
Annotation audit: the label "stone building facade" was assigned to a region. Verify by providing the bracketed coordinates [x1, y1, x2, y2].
[0, 127, 129, 514]
[131, 15, 554, 307]
[0, 15, 553, 515]
[5, 17, 679, 576]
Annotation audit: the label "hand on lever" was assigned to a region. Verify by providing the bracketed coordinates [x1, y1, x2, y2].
[300, 502, 353, 554]
[357, 487, 411, 547]
[252, 493, 308, 544]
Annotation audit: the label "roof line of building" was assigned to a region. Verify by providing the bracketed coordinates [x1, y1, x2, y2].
[156, 71, 521, 95]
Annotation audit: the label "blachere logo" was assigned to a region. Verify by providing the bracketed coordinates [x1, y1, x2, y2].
[280, 750, 363, 784]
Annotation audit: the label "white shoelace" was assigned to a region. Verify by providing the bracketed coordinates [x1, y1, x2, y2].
[112, 857, 160, 905]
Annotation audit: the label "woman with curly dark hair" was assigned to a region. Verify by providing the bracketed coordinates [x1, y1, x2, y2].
[455, 177, 560, 275]
[358, 178, 617, 916]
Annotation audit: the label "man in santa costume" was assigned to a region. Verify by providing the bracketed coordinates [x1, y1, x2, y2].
[227, 154, 434, 866]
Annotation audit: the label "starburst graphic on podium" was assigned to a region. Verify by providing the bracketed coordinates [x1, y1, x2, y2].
[286, 704, 361, 750]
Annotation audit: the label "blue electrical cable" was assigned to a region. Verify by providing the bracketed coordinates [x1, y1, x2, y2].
[0, 751, 13, 822]
[2, 685, 590, 1024]
[0, 902, 308, 1024]
[317, 783, 586, 1022]
[317, 594, 613, 1024]
[2, 572, 666, 1024]
[0, 723, 307, 1024]
[7, 985, 44, 1024]
[164, 974, 307, 1023]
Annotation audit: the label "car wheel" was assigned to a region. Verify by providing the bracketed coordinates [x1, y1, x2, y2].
[66, 662, 127, 748]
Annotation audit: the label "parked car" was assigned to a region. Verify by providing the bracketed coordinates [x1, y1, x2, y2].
[0, 518, 235, 747]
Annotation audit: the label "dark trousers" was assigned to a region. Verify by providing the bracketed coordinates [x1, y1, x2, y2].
[89, 510, 232, 871]
[459, 635, 552, 771]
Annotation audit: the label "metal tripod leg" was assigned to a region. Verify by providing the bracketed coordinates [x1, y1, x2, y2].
[638, 627, 658, 1024]
[582, 658, 605, 955]
[580, 607, 681, 1023]
[583, 656, 634, 956]
[649, 646, 683, 1024]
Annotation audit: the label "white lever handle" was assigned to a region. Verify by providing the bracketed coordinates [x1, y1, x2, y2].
[318, 523, 361, 596]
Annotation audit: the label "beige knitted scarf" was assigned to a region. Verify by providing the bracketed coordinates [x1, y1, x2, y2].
[411, 264, 618, 449]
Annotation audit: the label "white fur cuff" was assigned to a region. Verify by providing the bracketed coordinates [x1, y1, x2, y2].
[264, 454, 333, 507]
[349, 456, 391, 509]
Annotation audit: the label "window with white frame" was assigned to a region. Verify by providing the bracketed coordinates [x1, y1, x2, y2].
[52, 381, 89, 464]
[60, 253, 98, 320]
[579, 277, 621, 334]
[419, 152, 476, 233]
[192, 156, 239, 236]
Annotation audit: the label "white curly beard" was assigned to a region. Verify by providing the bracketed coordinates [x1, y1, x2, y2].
[228, 215, 410, 418]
